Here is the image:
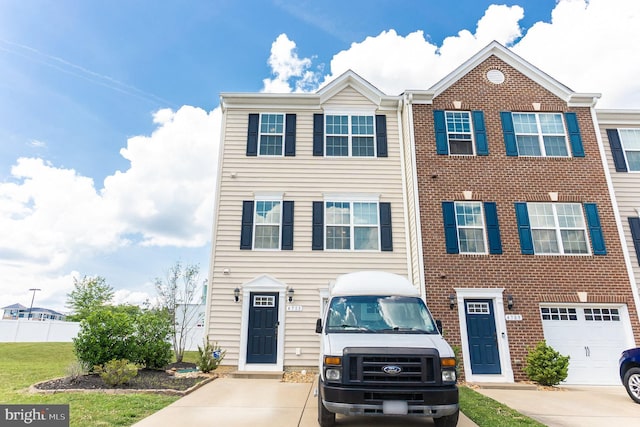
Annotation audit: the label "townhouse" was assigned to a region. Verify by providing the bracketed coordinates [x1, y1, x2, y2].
[404, 42, 640, 384]
[207, 72, 415, 371]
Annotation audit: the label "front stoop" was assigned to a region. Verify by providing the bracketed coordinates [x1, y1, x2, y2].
[226, 371, 284, 380]
[469, 382, 538, 390]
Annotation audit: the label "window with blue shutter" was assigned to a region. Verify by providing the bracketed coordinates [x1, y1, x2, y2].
[564, 112, 584, 157]
[473, 111, 488, 156]
[246, 114, 259, 156]
[584, 203, 606, 255]
[484, 202, 502, 254]
[434, 110, 448, 155]
[501, 112, 518, 156]
[281, 201, 294, 250]
[607, 129, 628, 172]
[501, 112, 580, 157]
[629, 217, 640, 266]
[379, 202, 392, 251]
[240, 201, 254, 249]
[442, 201, 501, 254]
[442, 202, 459, 254]
[514, 202, 534, 254]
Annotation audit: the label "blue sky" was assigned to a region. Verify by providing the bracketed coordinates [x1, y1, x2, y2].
[1, 0, 639, 312]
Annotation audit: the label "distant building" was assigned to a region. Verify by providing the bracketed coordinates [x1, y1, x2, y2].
[1, 303, 67, 321]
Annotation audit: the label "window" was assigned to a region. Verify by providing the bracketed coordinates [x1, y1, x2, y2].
[527, 203, 589, 254]
[253, 201, 281, 249]
[325, 201, 379, 250]
[512, 113, 568, 156]
[619, 129, 640, 171]
[584, 308, 620, 321]
[540, 307, 578, 321]
[240, 200, 294, 250]
[455, 202, 487, 253]
[325, 115, 375, 157]
[445, 111, 474, 155]
[259, 114, 284, 155]
[466, 302, 490, 314]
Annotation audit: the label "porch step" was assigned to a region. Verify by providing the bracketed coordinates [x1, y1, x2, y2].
[470, 382, 538, 390]
[226, 371, 284, 380]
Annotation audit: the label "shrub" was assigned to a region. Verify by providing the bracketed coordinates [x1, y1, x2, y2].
[94, 359, 138, 387]
[524, 341, 570, 386]
[197, 340, 226, 373]
[65, 361, 89, 383]
[134, 309, 173, 369]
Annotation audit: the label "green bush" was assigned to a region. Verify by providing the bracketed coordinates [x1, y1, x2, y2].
[524, 341, 570, 386]
[196, 340, 226, 373]
[134, 309, 173, 370]
[94, 359, 138, 386]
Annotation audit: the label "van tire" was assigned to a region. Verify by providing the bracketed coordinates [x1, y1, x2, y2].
[434, 409, 459, 427]
[317, 386, 336, 427]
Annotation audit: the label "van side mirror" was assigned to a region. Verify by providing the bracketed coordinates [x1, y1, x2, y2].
[436, 319, 443, 334]
[315, 318, 323, 333]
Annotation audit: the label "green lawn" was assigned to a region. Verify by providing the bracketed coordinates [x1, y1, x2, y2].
[460, 386, 546, 427]
[0, 343, 196, 427]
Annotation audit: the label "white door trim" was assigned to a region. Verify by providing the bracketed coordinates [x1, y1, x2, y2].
[238, 274, 287, 372]
[454, 288, 514, 383]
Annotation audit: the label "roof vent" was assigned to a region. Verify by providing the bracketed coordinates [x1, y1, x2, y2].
[486, 69, 505, 84]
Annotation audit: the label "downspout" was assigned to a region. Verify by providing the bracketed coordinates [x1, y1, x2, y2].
[397, 99, 413, 285]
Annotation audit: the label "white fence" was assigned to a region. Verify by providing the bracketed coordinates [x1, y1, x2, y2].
[0, 319, 80, 342]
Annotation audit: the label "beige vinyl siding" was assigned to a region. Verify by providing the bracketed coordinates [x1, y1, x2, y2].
[597, 111, 640, 293]
[323, 86, 377, 109]
[209, 90, 408, 368]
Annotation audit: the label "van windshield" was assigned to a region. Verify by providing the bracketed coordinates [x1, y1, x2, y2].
[325, 295, 438, 334]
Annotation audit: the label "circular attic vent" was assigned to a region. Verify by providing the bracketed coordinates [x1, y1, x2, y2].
[486, 69, 505, 84]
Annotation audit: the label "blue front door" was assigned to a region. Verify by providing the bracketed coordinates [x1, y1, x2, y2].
[465, 299, 501, 374]
[247, 292, 278, 364]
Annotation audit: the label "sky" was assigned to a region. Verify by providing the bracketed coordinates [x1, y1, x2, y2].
[1, 0, 639, 313]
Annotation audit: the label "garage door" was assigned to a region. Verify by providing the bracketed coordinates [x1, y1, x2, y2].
[540, 305, 632, 385]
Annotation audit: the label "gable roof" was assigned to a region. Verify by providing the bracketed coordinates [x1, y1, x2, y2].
[408, 41, 600, 107]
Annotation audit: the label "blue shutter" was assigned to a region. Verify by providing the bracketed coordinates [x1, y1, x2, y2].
[284, 114, 296, 156]
[484, 202, 502, 254]
[442, 202, 459, 254]
[313, 114, 324, 156]
[246, 114, 259, 156]
[434, 110, 448, 155]
[584, 203, 606, 255]
[473, 111, 488, 155]
[514, 203, 534, 254]
[629, 217, 640, 266]
[379, 202, 392, 251]
[376, 115, 388, 157]
[501, 112, 518, 156]
[240, 201, 254, 250]
[564, 112, 585, 157]
[312, 201, 324, 250]
[607, 129, 628, 172]
[281, 201, 294, 250]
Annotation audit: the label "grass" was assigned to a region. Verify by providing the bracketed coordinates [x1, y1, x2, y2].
[0, 343, 198, 427]
[460, 385, 546, 427]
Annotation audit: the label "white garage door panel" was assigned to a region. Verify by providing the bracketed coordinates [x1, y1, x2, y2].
[541, 305, 631, 385]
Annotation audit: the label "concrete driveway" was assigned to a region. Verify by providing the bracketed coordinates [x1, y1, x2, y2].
[132, 377, 478, 427]
[475, 385, 640, 427]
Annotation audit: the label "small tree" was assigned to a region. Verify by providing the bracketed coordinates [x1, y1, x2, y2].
[524, 340, 570, 386]
[66, 276, 114, 321]
[154, 262, 203, 363]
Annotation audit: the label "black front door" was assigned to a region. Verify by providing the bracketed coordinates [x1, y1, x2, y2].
[247, 292, 279, 364]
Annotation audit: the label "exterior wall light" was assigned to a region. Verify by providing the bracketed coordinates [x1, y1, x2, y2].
[287, 287, 295, 303]
[234, 287, 240, 303]
[448, 294, 456, 310]
[507, 294, 514, 311]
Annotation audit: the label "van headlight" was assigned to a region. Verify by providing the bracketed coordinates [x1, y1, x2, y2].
[324, 356, 342, 382]
[325, 368, 341, 381]
[442, 369, 456, 383]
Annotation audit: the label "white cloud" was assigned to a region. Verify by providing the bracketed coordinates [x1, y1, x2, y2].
[262, 33, 318, 93]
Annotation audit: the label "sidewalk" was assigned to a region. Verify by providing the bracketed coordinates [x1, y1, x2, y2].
[132, 377, 478, 426]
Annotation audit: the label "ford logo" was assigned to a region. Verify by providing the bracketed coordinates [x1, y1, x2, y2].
[382, 365, 402, 375]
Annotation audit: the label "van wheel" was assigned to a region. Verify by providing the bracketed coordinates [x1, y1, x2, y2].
[434, 409, 459, 427]
[318, 387, 336, 427]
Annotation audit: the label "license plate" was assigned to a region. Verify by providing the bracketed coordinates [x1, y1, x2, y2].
[382, 400, 408, 415]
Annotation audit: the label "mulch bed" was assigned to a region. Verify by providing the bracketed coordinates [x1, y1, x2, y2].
[31, 362, 216, 395]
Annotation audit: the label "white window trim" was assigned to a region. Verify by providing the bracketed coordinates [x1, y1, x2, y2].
[258, 113, 285, 157]
[513, 112, 570, 157]
[323, 200, 381, 252]
[252, 195, 284, 251]
[528, 202, 591, 256]
[619, 128, 640, 173]
[323, 112, 377, 158]
[454, 201, 488, 255]
[445, 110, 476, 156]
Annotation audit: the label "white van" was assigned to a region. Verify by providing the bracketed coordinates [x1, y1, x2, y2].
[316, 271, 459, 427]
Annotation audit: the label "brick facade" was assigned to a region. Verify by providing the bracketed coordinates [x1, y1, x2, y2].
[412, 55, 640, 381]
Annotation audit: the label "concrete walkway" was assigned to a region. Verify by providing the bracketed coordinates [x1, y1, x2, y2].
[475, 385, 640, 427]
[132, 377, 478, 427]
